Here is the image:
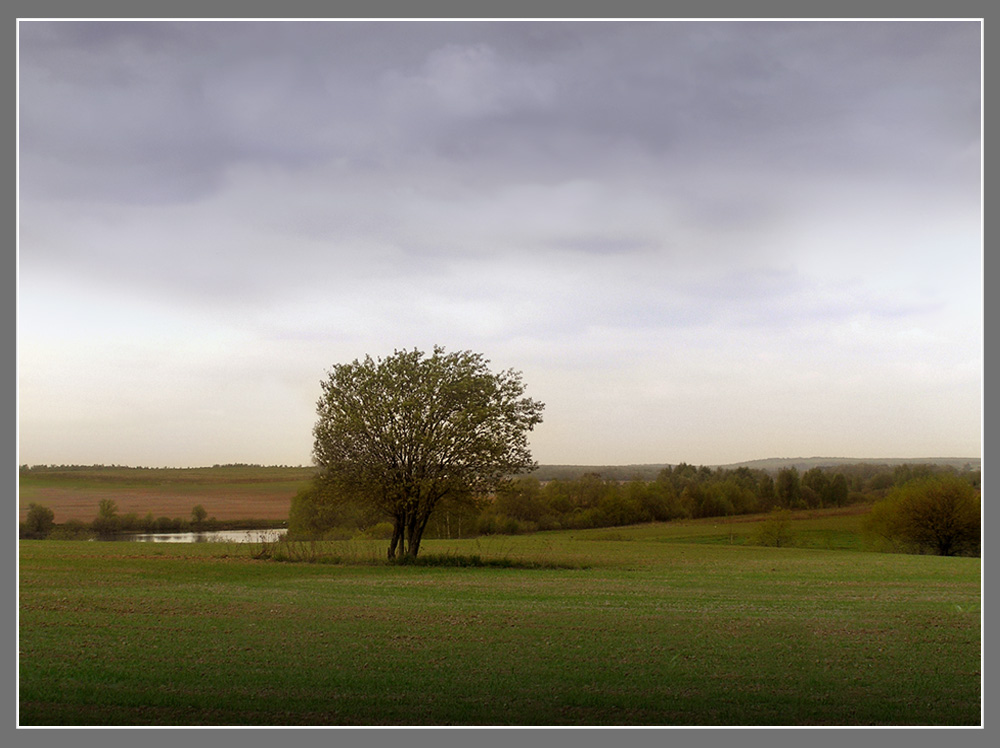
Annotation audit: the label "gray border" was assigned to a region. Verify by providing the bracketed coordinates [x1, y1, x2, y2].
[10, 1, 989, 747]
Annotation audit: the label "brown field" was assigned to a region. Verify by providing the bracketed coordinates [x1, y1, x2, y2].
[18, 486, 298, 523]
[17, 467, 315, 523]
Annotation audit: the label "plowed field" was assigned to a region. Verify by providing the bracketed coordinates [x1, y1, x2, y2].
[18, 466, 315, 522]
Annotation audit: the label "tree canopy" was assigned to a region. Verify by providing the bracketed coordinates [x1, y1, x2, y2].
[24, 503, 55, 538]
[312, 346, 545, 558]
[864, 474, 980, 556]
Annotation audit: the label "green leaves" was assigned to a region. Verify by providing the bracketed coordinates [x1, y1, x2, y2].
[311, 346, 544, 556]
[864, 475, 980, 556]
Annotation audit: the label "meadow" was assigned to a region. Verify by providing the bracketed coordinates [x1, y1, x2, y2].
[18, 512, 981, 726]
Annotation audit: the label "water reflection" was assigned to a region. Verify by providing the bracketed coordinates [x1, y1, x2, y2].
[124, 529, 287, 544]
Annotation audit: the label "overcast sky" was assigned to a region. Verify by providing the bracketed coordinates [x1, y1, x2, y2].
[17, 20, 982, 468]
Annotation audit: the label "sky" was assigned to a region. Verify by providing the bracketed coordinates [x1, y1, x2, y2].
[17, 20, 982, 468]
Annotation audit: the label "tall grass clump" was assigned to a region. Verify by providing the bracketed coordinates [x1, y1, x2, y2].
[244, 534, 385, 565]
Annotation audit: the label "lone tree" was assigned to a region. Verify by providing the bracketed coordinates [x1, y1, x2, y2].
[312, 346, 544, 559]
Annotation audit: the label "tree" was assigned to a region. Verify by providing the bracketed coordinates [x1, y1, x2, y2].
[98, 498, 118, 519]
[827, 473, 849, 507]
[191, 505, 208, 526]
[869, 471, 895, 492]
[864, 475, 980, 556]
[24, 503, 55, 538]
[312, 346, 544, 559]
[757, 473, 776, 510]
[92, 498, 120, 536]
[775, 467, 801, 508]
[493, 476, 544, 524]
[752, 509, 796, 548]
[801, 468, 829, 507]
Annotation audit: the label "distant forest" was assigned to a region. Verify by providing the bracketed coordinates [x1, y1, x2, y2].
[527, 457, 981, 482]
[20, 456, 980, 481]
[290, 458, 981, 541]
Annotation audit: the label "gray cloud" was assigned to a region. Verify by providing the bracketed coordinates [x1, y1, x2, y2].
[17, 20, 981, 466]
[20, 22, 980, 200]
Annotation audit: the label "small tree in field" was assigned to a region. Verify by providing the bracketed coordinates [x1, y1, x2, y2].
[865, 475, 980, 556]
[312, 346, 544, 559]
[24, 503, 55, 538]
[751, 509, 796, 548]
[191, 504, 208, 526]
[92, 498, 121, 536]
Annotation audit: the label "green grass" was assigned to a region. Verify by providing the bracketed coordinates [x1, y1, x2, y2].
[18, 519, 981, 726]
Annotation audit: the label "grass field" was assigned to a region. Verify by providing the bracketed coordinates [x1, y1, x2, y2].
[18, 513, 981, 726]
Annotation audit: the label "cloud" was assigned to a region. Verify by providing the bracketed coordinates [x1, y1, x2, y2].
[17, 20, 981, 466]
[382, 41, 555, 120]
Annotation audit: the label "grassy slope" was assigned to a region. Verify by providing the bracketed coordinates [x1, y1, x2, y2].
[18, 515, 981, 726]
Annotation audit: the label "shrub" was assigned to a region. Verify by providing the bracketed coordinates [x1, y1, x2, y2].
[23, 503, 55, 538]
[361, 521, 395, 540]
[91, 499, 121, 536]
[476, 512, 524, 535]
[865, 475, 980, 556]
[751, 510, 796, 548]
[119, 513, 146, 533]
[536, 514, 562, 532]
[321, 527, 358, 541]
[48, 520, 94, 541]
[151, 516, 187, 533]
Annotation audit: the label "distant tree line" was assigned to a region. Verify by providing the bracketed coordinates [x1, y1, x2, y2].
[21, 461, 979, 556]
[20, 463, 144, 472]
[19, 499, 215, 540]
[289, 461, 979, 540]
[19, 463, 310, 472]
[19, 500, 282, 540]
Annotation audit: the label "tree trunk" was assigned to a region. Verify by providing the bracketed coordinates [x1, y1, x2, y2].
[408, 511, 433, 558]
[388, 516, 403, 559]
[405, 516, 419, 558]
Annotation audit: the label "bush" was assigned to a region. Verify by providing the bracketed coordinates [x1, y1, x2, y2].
[476, 512, 525, 535]
[23, 503, 55, 538]
[118, 513, 147, 533]
[48, 520, 94, 540]
[361, 521, 395, 540]
[91, 499, 121, 537]
[321, 527, 359, 541]
[751, 510, 796, 548]
[864, 475, 980, 556]
[151, 516, 187, 533]
[535, 514, 562, 532]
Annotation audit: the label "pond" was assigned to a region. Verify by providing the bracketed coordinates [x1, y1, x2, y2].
[117, 528, 287, 544]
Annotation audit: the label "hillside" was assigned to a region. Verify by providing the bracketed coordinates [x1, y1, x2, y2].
[716, 456, 981, 473]
[529, 457, 980, 481]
